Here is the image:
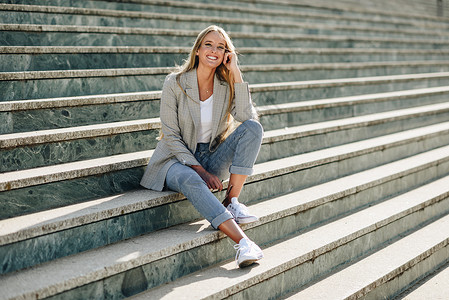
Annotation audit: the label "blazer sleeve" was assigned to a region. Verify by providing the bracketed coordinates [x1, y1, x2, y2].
[159, 74, 200, 166]
[231, 82, 258, 122]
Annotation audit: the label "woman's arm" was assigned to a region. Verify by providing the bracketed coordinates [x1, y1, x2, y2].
[159, 74, 200, 166]
[224, 52, 258, 122]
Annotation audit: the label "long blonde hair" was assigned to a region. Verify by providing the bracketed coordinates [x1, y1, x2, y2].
[160, 25, 239, 143]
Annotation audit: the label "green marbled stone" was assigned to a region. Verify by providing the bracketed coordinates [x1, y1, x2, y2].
[244, 64, 449, 85]
[5, 100, 160, 134]
[3, 51, 449, 73]
[1, 129, 159, 172]
[0, 74, 167, 101]
[251, 76, 449, 106]
[0, 53, 185, 72]
[0, 167, 144, 220]
[259, 91, 449, 132]
[2, 30, 447, 49]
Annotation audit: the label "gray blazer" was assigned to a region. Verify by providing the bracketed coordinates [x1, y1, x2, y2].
[140, 69, 258, 191]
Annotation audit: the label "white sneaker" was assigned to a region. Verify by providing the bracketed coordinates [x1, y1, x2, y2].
[226, 197, 258, 224]
[234, 238, 264, 268]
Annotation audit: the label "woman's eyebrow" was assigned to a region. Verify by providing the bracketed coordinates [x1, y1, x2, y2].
[204, 39, 226, 46]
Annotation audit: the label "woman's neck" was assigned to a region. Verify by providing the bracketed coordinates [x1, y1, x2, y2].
[196, 65, 215, 85]
[197, 66, 215, 101]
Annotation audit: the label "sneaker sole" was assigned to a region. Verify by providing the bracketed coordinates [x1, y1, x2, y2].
[235, 217, 259, 224]
[238, 258, 258, 268]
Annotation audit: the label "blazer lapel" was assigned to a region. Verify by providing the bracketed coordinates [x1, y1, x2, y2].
[184, 70, 201, 131]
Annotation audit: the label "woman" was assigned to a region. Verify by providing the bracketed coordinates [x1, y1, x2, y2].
[140, 25, 263, 268]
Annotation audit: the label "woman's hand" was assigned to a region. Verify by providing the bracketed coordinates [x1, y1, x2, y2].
[191, 165, 223, 191]
[223, 51, 243, 83]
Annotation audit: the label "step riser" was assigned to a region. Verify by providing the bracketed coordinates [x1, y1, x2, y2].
[3, 106, 449, 172]
[0, 73, 167, 102]
[260, 93, 449, 131]
[245, 65, 449, 84]
[2, 30, 447, 49]
[0, 52, 186, 72]
[2, 10, 446, 41]
[0, 167, 145, 220]
[2, 70, 449, 102]
[362, 243, 449, 300]
[1, 99, 161, 134]
[2, 0, 444, 30]
[36, 174, 449, 299]
[3, 51, 449, 72]
[230, 196, 449, 300]
[1, 134, 448, 275]
[0, 129, 159, 173]
[259, 114, 449, 163]
[253, 77, 449, 106]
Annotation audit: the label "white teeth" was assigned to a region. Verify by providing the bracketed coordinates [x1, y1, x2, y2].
[206, 56, 218, 60]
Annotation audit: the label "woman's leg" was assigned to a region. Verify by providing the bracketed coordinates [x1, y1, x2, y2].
[166, 162, 248, 243]
[165, 162, 232, 229]
[205, 119, 264, 207]
[218, 219, 248, 243]
[223, 174, 247, 207]
[167, 150, 263, 267]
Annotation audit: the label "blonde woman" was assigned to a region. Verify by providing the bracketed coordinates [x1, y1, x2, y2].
[140, 25, 263, 267]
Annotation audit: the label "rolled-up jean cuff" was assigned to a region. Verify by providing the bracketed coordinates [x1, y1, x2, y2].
[210, 210, 234, 229]
[229, 165, 253, 176]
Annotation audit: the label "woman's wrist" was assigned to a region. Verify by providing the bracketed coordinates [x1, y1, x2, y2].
[231, 67, 243, 83]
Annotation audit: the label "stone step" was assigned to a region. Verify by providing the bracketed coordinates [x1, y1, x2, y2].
[250, 72, 449, 106]
[2, 4, 449, 41]
[2, 63, 449, 102]
[258, 86, 449, 131]
[2, 23, 449, 49]
[398, 264, 449, 299]
[4, 0, 448, 31]
[0, 118, 160, 173]
[1, 148, 449, 297]
[1, 120, 448, 223]
[2, 73, 449, 134]
[127, 176, 449, 299]
[2, 46, 449, 72]
[285, 210, 449, 299]
[300, 0, 449, 19]
[201, 0, 449, 25]
[3, 101, 449, 172]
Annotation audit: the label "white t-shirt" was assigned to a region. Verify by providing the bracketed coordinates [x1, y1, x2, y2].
[197, 94, 214, 143]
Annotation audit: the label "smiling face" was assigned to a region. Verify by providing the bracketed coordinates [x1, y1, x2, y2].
[196, 31, 227, 70]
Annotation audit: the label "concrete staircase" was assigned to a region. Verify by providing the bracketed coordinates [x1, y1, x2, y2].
[1, 0, 449, 299]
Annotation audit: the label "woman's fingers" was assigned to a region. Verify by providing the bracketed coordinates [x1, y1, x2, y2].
[207, 174, 223, 191]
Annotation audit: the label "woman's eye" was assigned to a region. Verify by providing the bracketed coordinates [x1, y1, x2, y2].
[218, 46, 225, 50]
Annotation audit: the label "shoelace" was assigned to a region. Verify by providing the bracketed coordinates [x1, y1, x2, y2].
[233, 202, 250, 218]
[233, 242, 250, 265]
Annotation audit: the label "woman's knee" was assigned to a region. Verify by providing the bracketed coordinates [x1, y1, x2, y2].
[242, 119, 263, 139]
[166, 163, 206, 192]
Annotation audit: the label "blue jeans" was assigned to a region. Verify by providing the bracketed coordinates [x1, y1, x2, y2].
[165, 119, 263, 229]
